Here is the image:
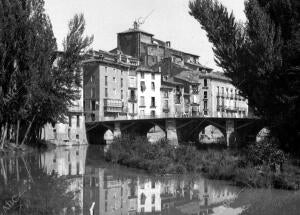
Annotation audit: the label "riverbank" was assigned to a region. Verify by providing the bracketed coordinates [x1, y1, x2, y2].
[105, 135, 300, 190]
[0, 140, 56, 157]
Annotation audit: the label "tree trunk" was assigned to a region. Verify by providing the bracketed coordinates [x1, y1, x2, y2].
[0, 122, 8, 150]
[21, 156, 33, 183]
[20, 115, 36, 147]
[16, 157, 20, 182]
[16, 119, 20, 145]
[0, 158, 7, 185]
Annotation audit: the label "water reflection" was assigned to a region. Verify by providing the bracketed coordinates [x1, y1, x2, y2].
[1, 145, 300, 215]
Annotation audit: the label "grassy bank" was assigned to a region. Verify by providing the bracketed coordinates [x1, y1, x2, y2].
[105, 135, 300, 190]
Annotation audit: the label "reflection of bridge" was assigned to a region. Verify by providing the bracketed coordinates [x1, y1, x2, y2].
[86, 116, 264, 146]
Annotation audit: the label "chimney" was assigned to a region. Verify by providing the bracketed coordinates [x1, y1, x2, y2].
[166, 41, 171, 48]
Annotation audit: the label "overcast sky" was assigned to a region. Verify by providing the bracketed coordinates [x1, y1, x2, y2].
[44, 0, 246, 71]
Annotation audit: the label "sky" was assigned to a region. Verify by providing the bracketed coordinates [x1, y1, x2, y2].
[44, 0, 246, 71]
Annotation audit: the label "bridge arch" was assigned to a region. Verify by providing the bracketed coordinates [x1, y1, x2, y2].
[176, 119, 226, 144]
[86, 124, 113, 145]
[199, 125, 226, 144]
[147, 125, 166, 143]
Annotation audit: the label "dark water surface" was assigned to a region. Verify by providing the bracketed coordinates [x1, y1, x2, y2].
[1, 145, 300, 215]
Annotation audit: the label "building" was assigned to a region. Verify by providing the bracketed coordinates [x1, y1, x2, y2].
[136, 66, 161, 118]
[82, 50, 139, 122]
[82, 24, 248, 122]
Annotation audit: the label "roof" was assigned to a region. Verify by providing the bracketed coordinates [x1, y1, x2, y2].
[207, 71, 232, 82]
[174, 70, 201, 84]
[162, 77, 184, 86]
[185, 61, 213, 71]
[167, 47, 199, 58]
[160, 84, 173, 90]
[118, 28, 154, 36]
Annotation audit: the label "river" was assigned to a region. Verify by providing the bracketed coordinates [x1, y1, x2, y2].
[0, 145, 300, 215]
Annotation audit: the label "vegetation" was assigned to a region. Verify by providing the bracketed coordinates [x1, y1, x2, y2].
[0, 0, 93, 150]
[189, 0, 300, 153]
[105, 135, 300, 190]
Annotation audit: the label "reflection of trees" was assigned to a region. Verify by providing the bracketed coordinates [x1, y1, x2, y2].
[0, 155, 78, 215]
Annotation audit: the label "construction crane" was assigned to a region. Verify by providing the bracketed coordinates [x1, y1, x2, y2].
[133, 9, 154, 29]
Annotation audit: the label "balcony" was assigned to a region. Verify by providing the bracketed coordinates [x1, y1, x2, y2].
[104, 99, 123, 113]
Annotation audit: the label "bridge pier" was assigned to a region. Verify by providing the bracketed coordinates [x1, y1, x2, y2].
[226, 119, 235, 147]
[165, 119, 178, 146]
[113, 122, 121, 138]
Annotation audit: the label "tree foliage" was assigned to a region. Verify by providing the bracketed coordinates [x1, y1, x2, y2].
[0, 0, 93, 146]
[189, 0, 300, 152]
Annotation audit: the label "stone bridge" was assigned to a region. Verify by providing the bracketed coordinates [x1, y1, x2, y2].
[86, 116, 264, 147]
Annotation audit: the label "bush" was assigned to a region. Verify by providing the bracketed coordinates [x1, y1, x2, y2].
[105, 135, 300, 190]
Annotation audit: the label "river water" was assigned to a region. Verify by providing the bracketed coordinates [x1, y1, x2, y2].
[0, 145, 300, 215]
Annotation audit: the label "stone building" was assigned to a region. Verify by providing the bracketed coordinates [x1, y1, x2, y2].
[82, 50, 139, 122]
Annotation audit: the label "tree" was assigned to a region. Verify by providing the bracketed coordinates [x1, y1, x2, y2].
[0, 0, 93, 148]
[189, 0, 300, 152]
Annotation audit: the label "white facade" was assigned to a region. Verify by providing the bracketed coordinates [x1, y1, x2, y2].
[210, 79, 248, 118]
[136, 71, 162, 118]
[137, 180, 161, 213]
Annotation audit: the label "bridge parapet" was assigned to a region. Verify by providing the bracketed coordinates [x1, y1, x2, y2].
[87, 112, 256, 123]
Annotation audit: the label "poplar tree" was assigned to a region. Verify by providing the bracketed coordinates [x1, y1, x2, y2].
[189, 0, 300, 152]
[0, 0, 93, 147]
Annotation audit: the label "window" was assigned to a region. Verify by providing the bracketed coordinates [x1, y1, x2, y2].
[90, 74, 95, 83]
[69, 115, 72, 127]
[204, 101, 208, 110]
[151, 110, 155, 117]
[105, 190, 108, 200]
[91, 87, 96, 98]
[76, 115, 80, 127]
[68, 163, 72, 176]
[121, 90, 123, 100]
[163, 90, 169, 98]
[151, 181, 155, 188]
[113, 77, 116, 83]
[76, 150, 79, 156]
[91, 100, 96, 111]
[141, 72, 144, 79]
[192, 85, 198, 94]
[217, 86, 220, 94]
[152, 206, 155, 212]
[113, 88, 116, 95]
[91, 113, 95, 121]
[105, 67, 107, 73]
[121, 78, 123, 88]
[204, 91, 207, 99]
[76, 162, 80, 175]
[151, 73, 155, 80]
[105, 76, 108, 86]
[105, 88, 108, 97]
[204, 79, 207, 87]
[151, 82, 155, 90]
[68, 128, 70, 139]
[105, 202, 107, 212]
[140, 193, 146, 205]
[140, 81, 146, 92]
[53, 129, 57, 139]
[152, 194, 155, 204]
[151, 97, 155, 107]
[140, 96, 145, 106]
[164, 100, 168, 109]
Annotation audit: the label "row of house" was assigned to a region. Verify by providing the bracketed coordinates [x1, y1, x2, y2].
[43, 23, 249, 144]
[83, 23, 248, 123]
